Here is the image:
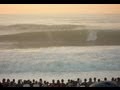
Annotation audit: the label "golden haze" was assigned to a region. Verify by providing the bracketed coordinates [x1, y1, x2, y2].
[0, 4, 120, 15]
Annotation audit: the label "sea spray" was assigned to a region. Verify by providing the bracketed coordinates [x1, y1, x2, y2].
[87, 30, 97, 41]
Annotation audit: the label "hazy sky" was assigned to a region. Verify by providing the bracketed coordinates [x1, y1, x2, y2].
[0, 4, 120, 15]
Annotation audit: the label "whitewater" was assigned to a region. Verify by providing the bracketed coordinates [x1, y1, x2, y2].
[0, 46, 120, 82]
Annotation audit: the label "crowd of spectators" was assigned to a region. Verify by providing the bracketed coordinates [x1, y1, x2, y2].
[0, 77, 120, 87]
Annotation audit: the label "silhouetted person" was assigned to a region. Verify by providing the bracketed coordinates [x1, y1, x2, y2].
[116, 77, 120, 86]
[27, 80, 32, 87]
[33, 81, 39, 87]
[45, 81, 49, 87]
[31, 79, 35, 87]
[76, 78, 82, 87]
[39, 78, 43, 87]
[93, 77, 97, 83]
[70, 80, 75, 87]
[88, 78, 93, 87]
[111, 77, 115, 82]
[55, 80, 60, 87]
[50, 79, 55, 87]
[90, 81, 119, 87]
[71, 80, 76, 87]
[43, 81, 48, 87]
[16, 80, 23, 87]
[60, 79, 65, 87]
[0, 77, 119, 87]
[81, 78, 88, 87]
[114, 78, 117, 82]
[0, 81, 3, 87]
[6, 79, 10, 87]
[104, 77, 107, 82]
[2, 78, 7, 87]
[98, 79, 101, 83]
[66, 79, 72, 87]
[23, 80, 30, 87]
[11, 79, 16, 87]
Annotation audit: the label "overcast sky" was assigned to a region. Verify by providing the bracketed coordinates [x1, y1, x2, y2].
[0, 4, 120, 15]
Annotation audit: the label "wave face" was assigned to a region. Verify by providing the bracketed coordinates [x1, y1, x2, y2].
[0, 30, 120, 49]
[0, 14, 120, 35]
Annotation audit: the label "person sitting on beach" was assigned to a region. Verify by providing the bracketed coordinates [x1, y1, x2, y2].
[116, 77, 120, 86]
[32, 79, 35, 86]
[104, 77, 107, 82]
[74, 80, 78, 87]
[81, 78, 88, 87]
[0, 81, 3, 87]
[50, 79, 56, 87]
[28, 80, 33, 87]
[70, 80, 75, 87]
[11, 79, 16, 87]
[66, 79, 72, 87]
[87, 78, 93, 87]
[33, 81, 40, 87]
[111, 77, 115, 82]
[6, 79, 11, 87]
[42, 81, 48, 87]
[76, 78, 82, 87]
[16, 79, 23, 87]
[55, 80, 61, 87]
[23, 80, 31, 87]
[114, 78, 117, 82]
[90, 81, 119, 87]
[9, 79, 16, 87]
[2, 78, 7, 87]
[60, 79, 66, 87]
[47, 82, 50, 87]
[98, 79, 101, 83]
[39, 79, 43, 87]
[93, 77, 97, 83]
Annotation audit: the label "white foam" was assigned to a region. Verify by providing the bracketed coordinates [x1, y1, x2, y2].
[87, 31, 97, 41]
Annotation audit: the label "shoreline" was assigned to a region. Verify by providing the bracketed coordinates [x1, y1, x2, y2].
[0, 71, 120, 82]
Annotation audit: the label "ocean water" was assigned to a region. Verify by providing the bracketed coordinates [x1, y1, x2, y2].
[0, 46, 120, 82]
[0, 14, 120, 82]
